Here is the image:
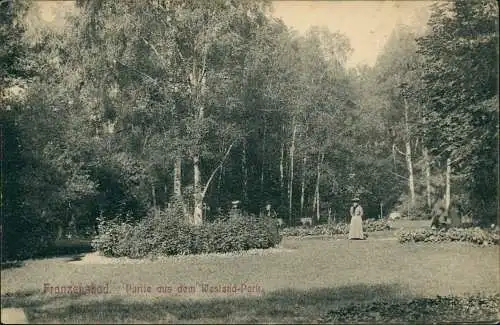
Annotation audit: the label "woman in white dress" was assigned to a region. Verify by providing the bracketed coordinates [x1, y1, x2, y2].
[349, 197, 364, 240]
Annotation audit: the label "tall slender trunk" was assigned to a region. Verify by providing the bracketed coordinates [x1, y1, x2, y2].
[174, 157, 182, 197]
[280, 124, 286, 209]
[445, 158, 451, 214]
[217, 164, 223, 210]
[300, 156, 307, 218]
[288, 122, 297, 225]
[314, 152, 324, 221]
[193, 154, 203, 225]
[260, 127, 266, 206]
[190, 53, 207, 225]
[421, 108, 432, 211]
[280, 142, 285, 206]
[405, 140, 415, 207]
[423, 147, 432, 209]
[403, 97, 415, 211]
[173, 156, 187, 217]
[57, 224, 63, 240]
[392, 143, 397, 171]
[242, 138, 248, 208]
[152, 184, 157, 217]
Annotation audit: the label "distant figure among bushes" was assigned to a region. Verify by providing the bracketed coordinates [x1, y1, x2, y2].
[349, 197, 365, 240]
[261, 202, 277, 219]
[430, 200, 448, 229]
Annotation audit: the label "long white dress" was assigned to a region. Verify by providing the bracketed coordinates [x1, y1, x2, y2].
[349, 204, 364, 239]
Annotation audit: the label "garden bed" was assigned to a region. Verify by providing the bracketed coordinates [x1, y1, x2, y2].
[280, 219, 391, 237]
[397, 227, 500, 245]
[319, 294, 500, 323]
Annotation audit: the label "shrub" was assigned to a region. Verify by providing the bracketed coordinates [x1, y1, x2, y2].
[91, 218, 135, 257]
[2, 215, 56, 261]
[397, 227, 500, 245]
[91, 211, 282, 258]
[363, 218, 392, 232]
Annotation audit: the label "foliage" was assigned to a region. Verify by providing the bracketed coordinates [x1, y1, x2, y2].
[91, 211, 282, 258]
[280, 219, 391, 237]
[320, 294, 500, 323]
[4, 0, 498, 260]
[1, 0, 66, 261]
[415, 0, 499, 221]
[397, 227, 499, 245]
[1, 212, 56, 261]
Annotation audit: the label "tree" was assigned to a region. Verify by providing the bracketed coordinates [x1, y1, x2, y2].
[370, 24, 429, 216]
[1, 0, 96, 259]
[416, 0, 498, 222]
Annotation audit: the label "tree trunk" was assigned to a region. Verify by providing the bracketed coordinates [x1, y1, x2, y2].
[423, 147, 432, 209]
[392, 143, 397, 171]
[152, 184, 157, 218]
[314, 152, 324, 221]
[217, 164, 223, 210]
[57, 224, 63, 240]
[260, 127, 266, 206]
[189, 52, 207, 225]
[280, 142, 285, 207]
[288, 122, 297, 225]
[174, 157, 182, 198]
[173, 156, 187, 217]
[193, 154, 203, 225]
[403, 97, 415, 211]
[280, 123, 286, 209]
[300, 156, 307, 218]
[405, 140, 415, 208]
[445, 157, 451, 215]
[242, 138, 248, 208]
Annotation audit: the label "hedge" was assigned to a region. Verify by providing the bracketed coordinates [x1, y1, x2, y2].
[91, 212, 282, 258]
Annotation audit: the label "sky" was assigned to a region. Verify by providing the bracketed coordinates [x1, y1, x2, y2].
[31, 1, 433, 68]
[270, 1, 432, 67]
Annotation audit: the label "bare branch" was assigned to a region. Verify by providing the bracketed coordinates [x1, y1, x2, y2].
[142, 128, 152, 154]
[393, 144, 406, 156]
[201, 139, 239, 199]
[142, 37, 168, 69]
[199, 51, 207, 85]
[449, 156, 465, 166]
[389, 171, 409, 181]
[115, 60, 157, 83]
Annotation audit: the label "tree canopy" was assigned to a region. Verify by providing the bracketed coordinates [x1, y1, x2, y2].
[1, 0, 497, 260]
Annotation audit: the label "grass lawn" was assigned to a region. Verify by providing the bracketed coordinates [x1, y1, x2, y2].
[1, 223, 499, 323]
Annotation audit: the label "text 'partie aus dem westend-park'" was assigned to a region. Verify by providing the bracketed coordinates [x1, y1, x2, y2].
[43, 282, 264, 296]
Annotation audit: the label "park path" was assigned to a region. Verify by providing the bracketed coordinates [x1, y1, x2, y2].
[1, 308, 28, 324]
